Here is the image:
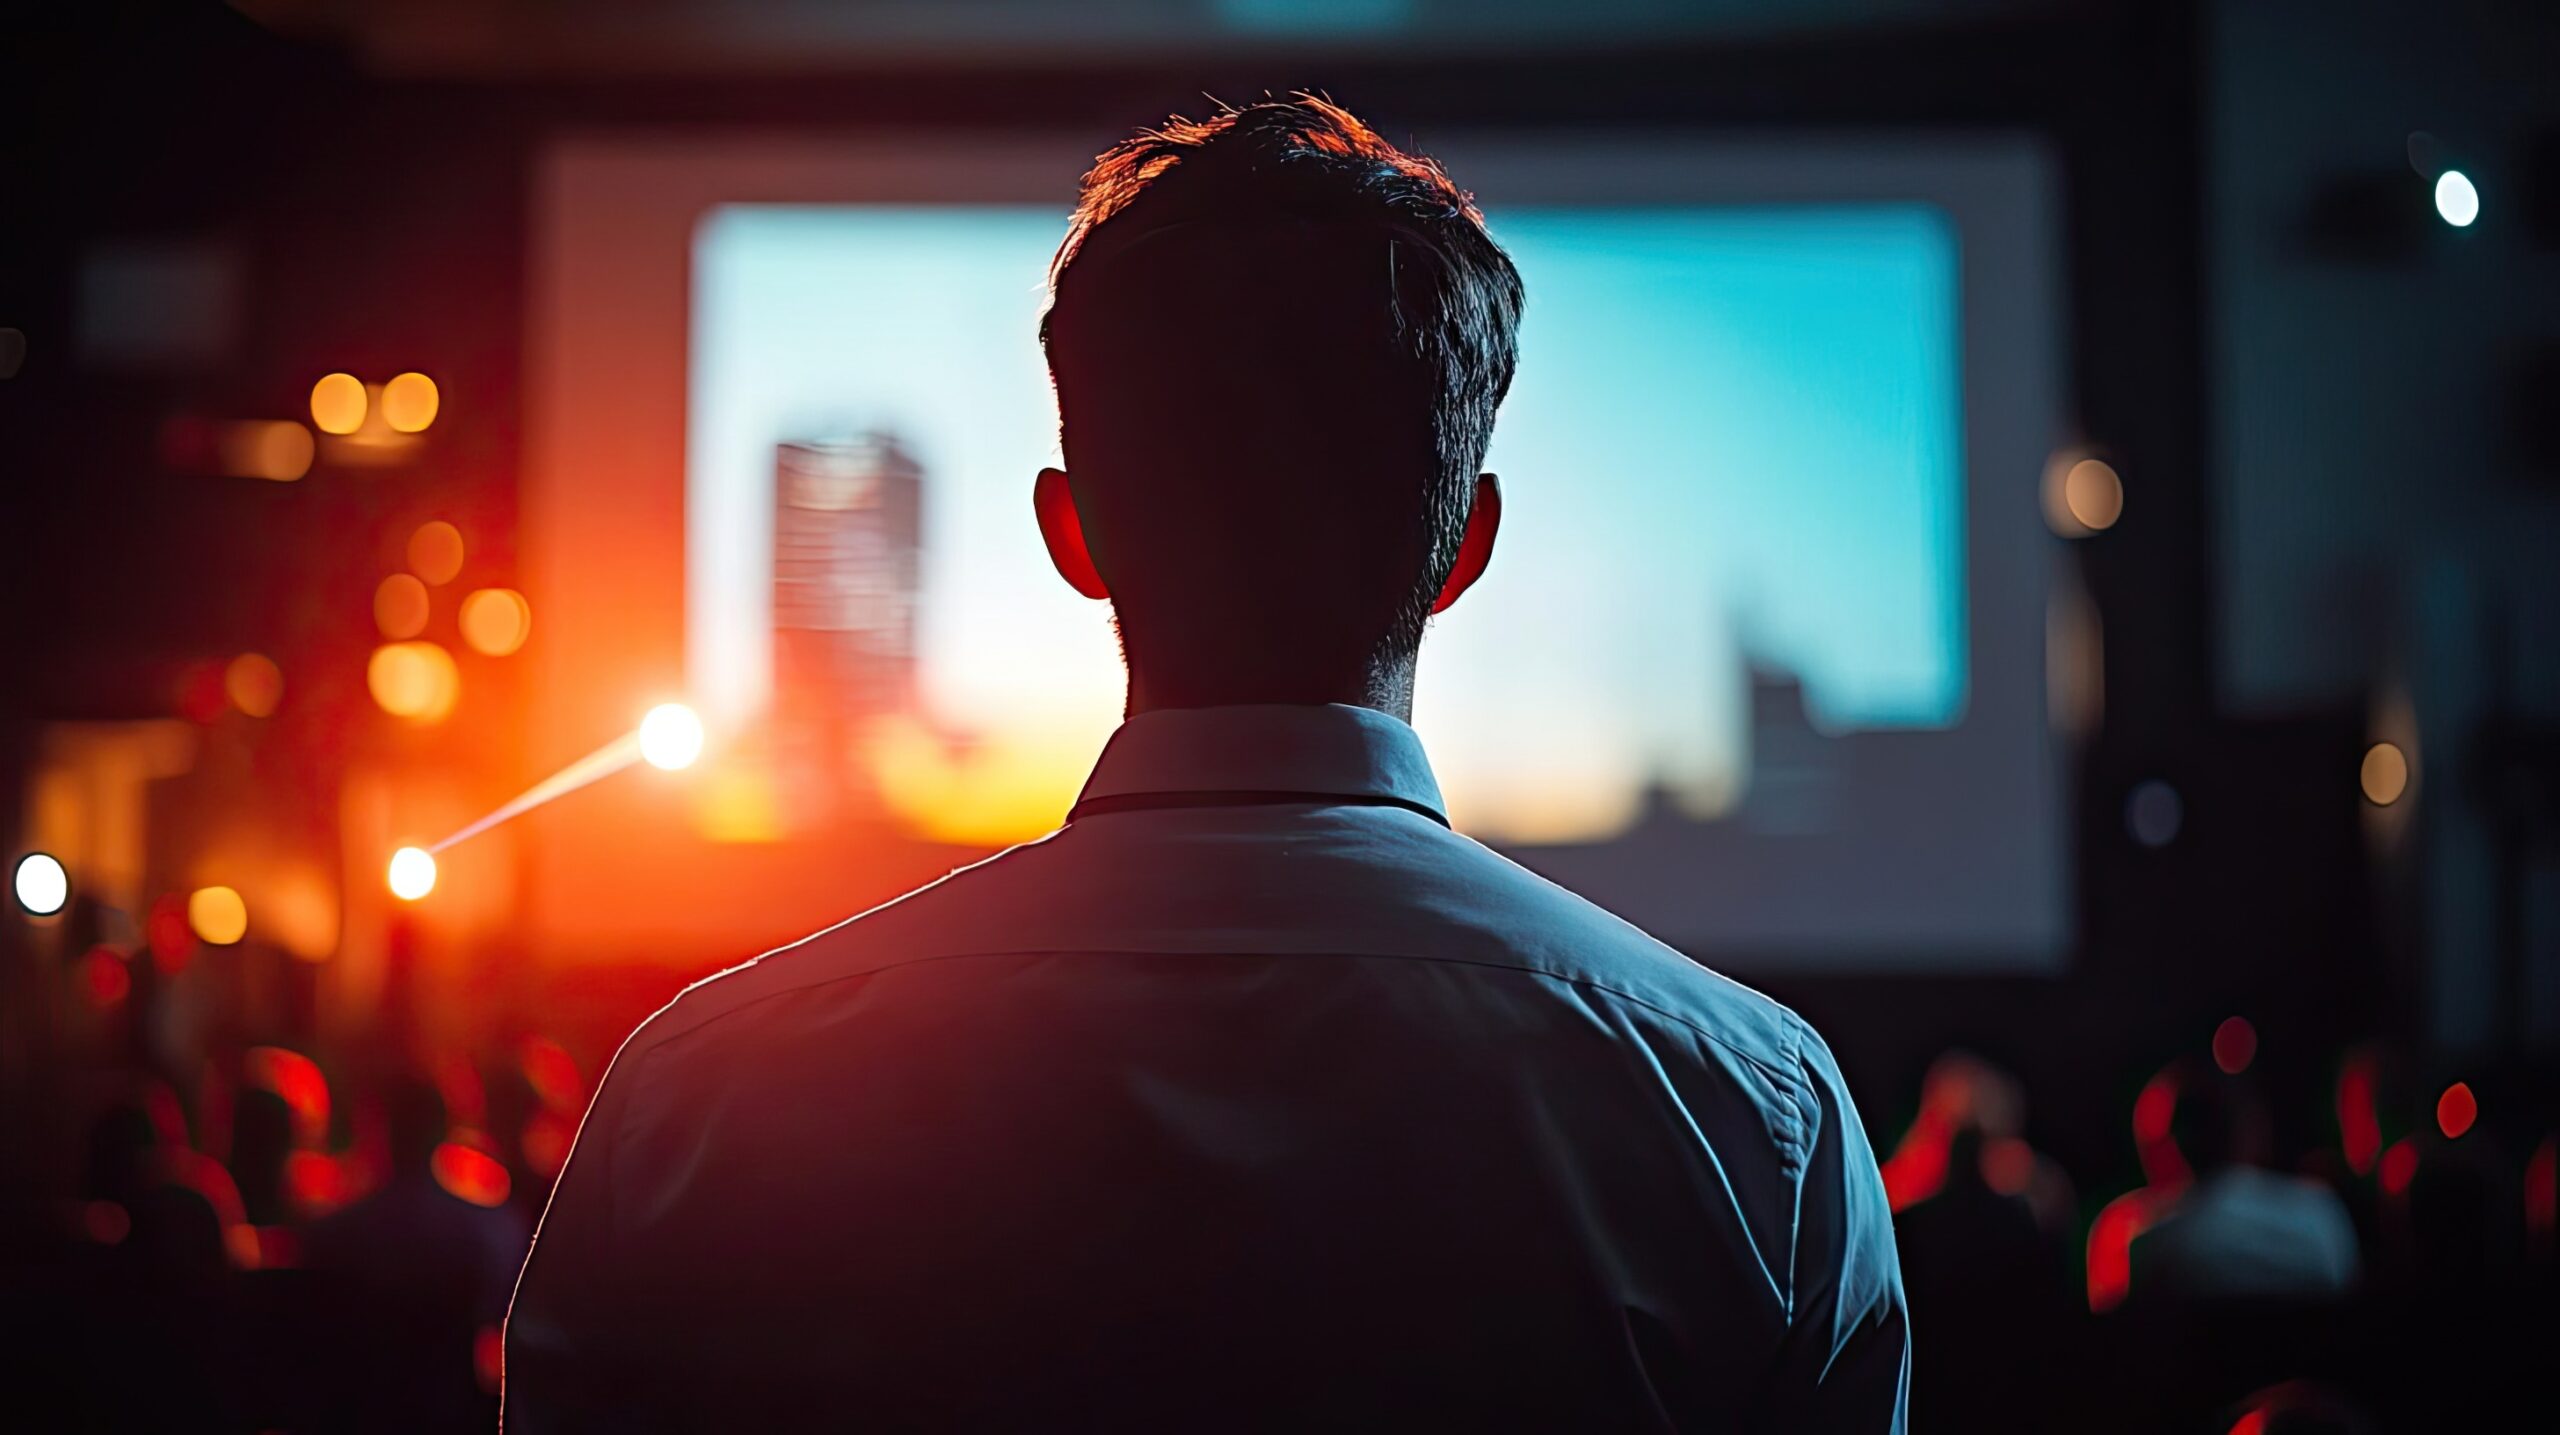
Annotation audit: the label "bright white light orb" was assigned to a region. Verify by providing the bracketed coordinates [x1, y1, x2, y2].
[638, 703, 705, 772]
[13, 852, 69, 916]
[2435, 170, 2479, 227]
[388, 846, 438, 901]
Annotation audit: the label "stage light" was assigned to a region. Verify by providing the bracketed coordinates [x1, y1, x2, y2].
[375, 573, 431, 640]
[2435, 169, 2479, 227]
[225, 653, 283, 717]
[388, 846, 437, 901]
[368, 641, 461, 723]
[188, 886, 248, 946]
[459, 588, 531, 656]
[639, 703, 705, 771]
[311, 373, 367, 435]
[407, 521, 466, 585]
[381, 372, 439, 432]
[2361, 742, 2410, 805]
[13, 852, 69, 916]
[2438, 1081, 2477, 1140]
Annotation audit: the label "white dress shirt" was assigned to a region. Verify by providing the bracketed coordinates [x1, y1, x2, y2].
[506, 703, 1908, 1432]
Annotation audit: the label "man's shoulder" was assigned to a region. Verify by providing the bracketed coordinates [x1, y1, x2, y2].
[612, 837, 1054, 1063]
[615, 816, 1817, 1091]
[1418, 826, 1817, 1081]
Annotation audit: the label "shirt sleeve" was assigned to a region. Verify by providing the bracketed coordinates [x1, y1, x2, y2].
[504, 1043, 664, 1435]
[1756, 1022, 1911, 1435]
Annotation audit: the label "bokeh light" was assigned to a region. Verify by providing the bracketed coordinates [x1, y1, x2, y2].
[224, 653, 284, 717]
[2125, 779, 2182, 848]
[2361, 742, 2410, 806]
[2063, 459, 2124, 533]
[374, 573, 431, 640]
[407, 521, 466, 585]
[2380, 1138, 2420, 1196]
[367, 642, 461, 723]
[81, 947, 131, 1007]
[218, 420, 315, 481]
[639, 703, 705, 771]
[2437, 1081, 2477, 1140]
[433, 1141, 511, 1208]
[13, 852, 69, 916]
[146, 893, 195, 971]
[310, 372, 367, 435]
[2434, 169, 2479, 227]
[187, 885, 248, 946]
[381, 372, 440, 432]
[2212, 1016, 2257, 1075]
[388, 846, 437, 901]
[458, 587, 532, 656]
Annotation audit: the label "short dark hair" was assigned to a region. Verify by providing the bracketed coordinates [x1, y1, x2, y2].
[1043, 95, 1523, 700]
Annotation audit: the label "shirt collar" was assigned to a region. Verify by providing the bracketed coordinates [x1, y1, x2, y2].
[1074, 703, 1448, 826]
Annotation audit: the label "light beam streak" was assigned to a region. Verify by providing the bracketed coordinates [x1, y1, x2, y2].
[427, 732, 643, 855]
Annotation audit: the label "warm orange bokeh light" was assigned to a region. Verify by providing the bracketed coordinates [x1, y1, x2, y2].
[224, 653, 284, 717]
[407, 521, 466, 585]
[2361, 742, 2410, 806]
[459, 587, 532, 656]
[310, 372, 367, 435]
[2045, 451, 2125, 537]
[2437, 1081, 2477, 1140]
[2212, 1016, 2257, 1075]
[367, 642, 460, 722]
[381, 371, 439, 433]
[187, 885, 248, 946]
[374, 573, 431, 639]
[218, 420, 316, 481]
[2064, 459, 2124, 532]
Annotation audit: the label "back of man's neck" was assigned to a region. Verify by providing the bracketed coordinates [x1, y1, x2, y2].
[1124, 654, 1416, 724]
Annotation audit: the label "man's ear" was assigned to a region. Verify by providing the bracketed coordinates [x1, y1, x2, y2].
[1034, 467, 1110, 600]
[1430, 473, 1502, 615]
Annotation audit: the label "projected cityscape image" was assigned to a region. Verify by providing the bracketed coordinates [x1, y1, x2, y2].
[688, 202, 1963, 848]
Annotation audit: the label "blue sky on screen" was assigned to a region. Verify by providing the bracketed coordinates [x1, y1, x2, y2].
[690, 203, 1961, 841]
